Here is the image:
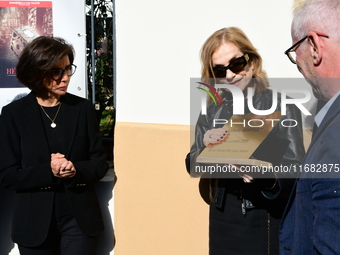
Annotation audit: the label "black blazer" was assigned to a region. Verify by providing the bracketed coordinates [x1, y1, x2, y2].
[280, 96, 340, 254]
[0, 92, 108, 247]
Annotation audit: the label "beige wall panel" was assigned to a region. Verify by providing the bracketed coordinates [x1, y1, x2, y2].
[114, 122, 312, 255]
[114, 122, 208, 255]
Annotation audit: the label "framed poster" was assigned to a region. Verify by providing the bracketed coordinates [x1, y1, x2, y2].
[0, 1, 53, 108]
[0, 1, 52, 87]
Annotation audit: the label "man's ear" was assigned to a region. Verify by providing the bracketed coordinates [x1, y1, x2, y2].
[307, 31, 322, 65]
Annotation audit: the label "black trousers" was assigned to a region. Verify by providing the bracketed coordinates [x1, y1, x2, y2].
[18, 191, 97, 255]
[209, 183, 281, 255]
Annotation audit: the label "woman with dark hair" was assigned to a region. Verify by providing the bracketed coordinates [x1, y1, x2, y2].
[185, 27, 305, 254]
[0, 36, 108, 255]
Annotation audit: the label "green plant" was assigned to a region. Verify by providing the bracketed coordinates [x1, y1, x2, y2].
[100, 109, 114, 136]
[86, 0, 114, 137]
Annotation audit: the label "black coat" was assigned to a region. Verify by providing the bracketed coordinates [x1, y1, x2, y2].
[185, 89, 305, 254]
[0, 92, 108, 247]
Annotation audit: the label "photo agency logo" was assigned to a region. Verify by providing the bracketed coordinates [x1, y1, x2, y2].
[196, 82, 223, 106]
[196, 81, 312, 128]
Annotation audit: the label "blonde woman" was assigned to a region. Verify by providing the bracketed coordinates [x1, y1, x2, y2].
[186, 27, 305, 255]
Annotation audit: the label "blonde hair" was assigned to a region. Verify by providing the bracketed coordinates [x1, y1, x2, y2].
[200, 27, 268, 104]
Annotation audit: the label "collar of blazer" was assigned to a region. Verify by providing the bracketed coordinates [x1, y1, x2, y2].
[20, 91, 81, 161]
[309, 95, 340, 148]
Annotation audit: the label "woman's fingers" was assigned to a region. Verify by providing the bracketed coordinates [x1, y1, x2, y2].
[203, 128, 229, 146]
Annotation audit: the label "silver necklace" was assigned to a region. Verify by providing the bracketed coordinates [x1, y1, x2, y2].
[40, 103, 61, 128]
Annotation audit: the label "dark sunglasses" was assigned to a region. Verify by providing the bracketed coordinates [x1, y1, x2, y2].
[212, 54, 249, 78]
[48, 64, 77, 81]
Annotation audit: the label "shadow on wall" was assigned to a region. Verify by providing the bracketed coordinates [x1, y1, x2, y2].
[95, 136, 116, 254]
[0, 186, 15, 254]
[95, 165, 116, 255]
[0, 163, 115, 255]
[0, 175, 116, 255]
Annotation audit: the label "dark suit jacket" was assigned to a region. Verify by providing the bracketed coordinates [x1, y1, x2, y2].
[0, 92, 108, 247]
[280, 95, 340, 254]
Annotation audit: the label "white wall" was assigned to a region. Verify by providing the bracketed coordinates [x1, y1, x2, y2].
[115, 0, 313, 126]
[52, 0, 87, 98]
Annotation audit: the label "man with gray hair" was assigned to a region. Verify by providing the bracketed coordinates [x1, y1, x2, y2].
[280, 0, 340, 254]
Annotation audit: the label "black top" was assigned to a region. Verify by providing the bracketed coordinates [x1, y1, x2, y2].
[40, 103, 72, 216]
[40, 104, 64, 154]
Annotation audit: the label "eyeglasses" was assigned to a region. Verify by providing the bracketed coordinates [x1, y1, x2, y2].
[48, 64, 77, 81]
[212, 54, 249, 78]
[284, 33, 329, 64]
